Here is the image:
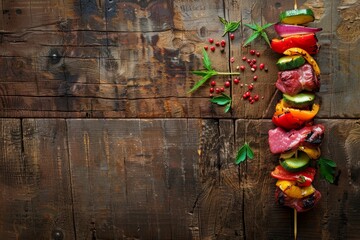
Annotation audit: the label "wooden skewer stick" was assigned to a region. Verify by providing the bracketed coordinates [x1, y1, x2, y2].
[294, 209, 298, 240]
[294, 0, 298, 10]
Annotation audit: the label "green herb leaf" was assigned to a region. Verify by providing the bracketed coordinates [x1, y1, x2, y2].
[219, 17, 241, 36]
[243, 31, 261, 47]
[224, 103, 231, 113]
[262, 22, 275, 29]
[218, 16, 228, 25]
[202, 49, 212, 70]
[246, 144, 254, 159]
[235, 143, 254, 165]
[224, 21, 241, 36]
[210, 94, 231, 106]
[188, 70, 217, 93]
[261, 31, 271, 46]
[244, 23, 258, 31]
[192, 70, 208, 76]
[235, 145, 247, 164]
[243, 22, 274, 47]
[317, 157, 337, 183]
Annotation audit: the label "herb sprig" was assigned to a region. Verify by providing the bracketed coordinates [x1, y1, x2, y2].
[218, 16, 241, 36]
[235, 143, 254, 164]
[210, 93, 232, 113]
[317, 157, 337, 183]
[243, 22, 274, 47]
[188, 49, 240, 94]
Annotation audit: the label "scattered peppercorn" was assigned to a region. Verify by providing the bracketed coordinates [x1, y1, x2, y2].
[233, 78, 240, 84]
[256, 52, 260, 57]
[210, 46, 215, 52]
[230, 57, 235, 63]
[211, 81, 216, 86]
[204, 46, 208, 50]
[253, 76, 258, 81]
[250, 49, 256, 55]
[215, 42, 220, 47]
[221, 40, 226, 47]
[209, 38, 214, 44]
[210, 87, 214, 93]
[240, 66, 245, 71]
[242, 56, 247, 61]
[230, 33, 235, 40]
[225, 81, 231, 87]
[259, 63, 265, 70]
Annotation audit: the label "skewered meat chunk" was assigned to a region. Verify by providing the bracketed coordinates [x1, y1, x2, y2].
[268, 124, 325, 154]
[276, 63, 320, 95]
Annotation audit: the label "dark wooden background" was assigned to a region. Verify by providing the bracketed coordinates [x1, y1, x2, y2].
[0, 0, 359, 239]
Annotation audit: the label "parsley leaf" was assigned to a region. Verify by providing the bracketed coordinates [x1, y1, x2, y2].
[210, 93, 232, 113]
[243, 22, 274, 47]
[317, 157, 337, 183]
[235, 143, 254, 165]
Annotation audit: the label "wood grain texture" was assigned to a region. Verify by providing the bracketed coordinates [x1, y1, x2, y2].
[1, 118, 360, 239]
[0, 0, 357, 118]
[0, 119, 74, 239]
[0, 0, 360, 239]
[66, 119, 202, 239]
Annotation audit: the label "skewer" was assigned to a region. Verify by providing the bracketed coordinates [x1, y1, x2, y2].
[294, 209, 298, 240]
[294, 0, 298, 10]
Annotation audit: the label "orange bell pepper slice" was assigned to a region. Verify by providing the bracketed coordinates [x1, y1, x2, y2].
[275, 99, 319, 121]
[283, 47, 321, 76]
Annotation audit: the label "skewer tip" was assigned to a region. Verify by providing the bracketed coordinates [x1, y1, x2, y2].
[294, 209, 298, 240]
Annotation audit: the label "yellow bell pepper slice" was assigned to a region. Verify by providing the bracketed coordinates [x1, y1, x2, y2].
[276, 180, 316, 199]
[275, 99, 319, 121]
[280, 145, 321, 160]
[283, 47, 321, 76]
[299, 145, 321, 160]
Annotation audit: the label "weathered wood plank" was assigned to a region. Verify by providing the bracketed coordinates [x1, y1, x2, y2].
[1, 118, 360, 239]
[0, 119, 74, 239]
[0, 0, 359, 118]
[66, 119, 202, 239]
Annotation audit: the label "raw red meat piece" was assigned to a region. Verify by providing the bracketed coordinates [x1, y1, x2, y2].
[268, 124, 325, 154]
[276, 64, 320, 95]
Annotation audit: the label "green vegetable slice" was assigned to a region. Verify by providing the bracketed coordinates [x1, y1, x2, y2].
[283, 92, 315, 108]
[279, 9, 315, 25]
[276, 55, 306, 71]
[280, 151, 310, 172]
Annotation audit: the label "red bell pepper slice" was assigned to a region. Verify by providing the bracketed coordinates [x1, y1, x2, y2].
[271, 165, 316, 187]
[271, 33, 319, 55]
[272, 112, 306, 130]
